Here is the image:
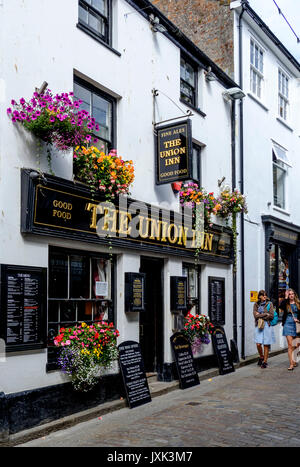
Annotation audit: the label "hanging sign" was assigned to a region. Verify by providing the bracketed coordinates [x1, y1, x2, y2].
[170, 276, 187, 312]
[156, 119, 192, 185]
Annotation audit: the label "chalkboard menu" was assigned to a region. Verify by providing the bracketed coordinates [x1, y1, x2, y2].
[211, 326, 235, 375]
[170, 276, 187, 312]
[125, 273, 146, 312]
[118, 340, 151, 409]
[208, 276, 225, 325]
[170, 332, 200, 389]
[0, 265, 47, 351]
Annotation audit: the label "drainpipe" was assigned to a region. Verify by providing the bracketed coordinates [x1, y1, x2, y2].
[231, 99, 237, 346]
[238, 2, 247, 359]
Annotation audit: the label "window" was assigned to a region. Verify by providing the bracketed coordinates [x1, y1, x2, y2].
[78, 0, 110, 44]
[47, 247, 114, 368]
[191, 144, 201, 183]
[180, 56, 197, 107]
[269, 243, 292, 310]
[183, 264, 200, 315]
[272, 144, 290, 210]
[250, 39, 264, 99]
[74, 77, 115, 153]
[278, 69, 289, 120]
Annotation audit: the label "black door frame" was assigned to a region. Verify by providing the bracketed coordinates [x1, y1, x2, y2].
[139, 256, 164, 373]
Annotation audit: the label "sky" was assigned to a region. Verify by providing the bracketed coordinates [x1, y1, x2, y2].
[248, 0, 300, 61]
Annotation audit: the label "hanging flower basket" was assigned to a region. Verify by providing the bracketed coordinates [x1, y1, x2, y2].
[73, 146, 135, 199]
[182, 312, 214, 356]
[179, 182, 222, 227]
[216, 188, 248, 219]
[54, 321, 120, 392]
[7, 89, 98, 151]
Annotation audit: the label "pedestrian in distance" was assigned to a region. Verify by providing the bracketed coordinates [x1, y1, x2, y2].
[279, 288, 300, 371]
[253, 290, 275, 368]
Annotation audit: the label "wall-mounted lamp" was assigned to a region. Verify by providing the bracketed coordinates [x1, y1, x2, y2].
[222, 87, 246, 101]
[149, 14, 167, 33]
[204, 66, 217, 82]
[218, 176, 226, 187]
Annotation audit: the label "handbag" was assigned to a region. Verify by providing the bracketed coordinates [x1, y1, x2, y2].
[258, 318, 265, 330]
[290, 308, 300, 334]
[268, 303, 278, 326]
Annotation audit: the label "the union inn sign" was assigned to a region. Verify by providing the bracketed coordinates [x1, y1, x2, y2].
[21, 169, 233, 263]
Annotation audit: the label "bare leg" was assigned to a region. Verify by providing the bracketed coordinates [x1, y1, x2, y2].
[286, 336, 295, 369]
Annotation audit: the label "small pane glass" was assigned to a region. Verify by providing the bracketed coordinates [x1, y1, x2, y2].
[92, 93, 112, 142]
[48, 301, 59, 323]
[77, 301, 93, 321]
[70, 255, 90, 298]
[60, 301, 77, 322]
[49, 252, 68, 299]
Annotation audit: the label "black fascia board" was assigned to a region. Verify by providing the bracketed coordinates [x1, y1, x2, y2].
[124, 0, 239, 90]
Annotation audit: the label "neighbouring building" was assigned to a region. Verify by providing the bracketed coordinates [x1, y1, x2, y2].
[0, 0, 242, 439]
[150, 0, 300, 357]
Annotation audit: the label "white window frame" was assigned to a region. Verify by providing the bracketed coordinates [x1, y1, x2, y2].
[278, 68, 290, 121]
[250, 38, 264, 99]
[272, 143, 290, 211]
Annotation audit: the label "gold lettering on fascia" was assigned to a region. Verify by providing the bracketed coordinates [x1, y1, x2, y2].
[85, 204, 214, 251]
[52, 199, 73, 220]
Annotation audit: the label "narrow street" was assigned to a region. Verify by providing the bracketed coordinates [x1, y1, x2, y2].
[19, 352, 300, 448]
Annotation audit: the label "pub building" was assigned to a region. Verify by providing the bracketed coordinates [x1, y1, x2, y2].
[0, 0, 238, 439]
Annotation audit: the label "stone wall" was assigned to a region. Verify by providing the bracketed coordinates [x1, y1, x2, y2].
[151, 0, 235, 78]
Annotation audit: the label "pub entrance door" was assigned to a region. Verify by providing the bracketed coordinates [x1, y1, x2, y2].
[139, 257, 164, 373]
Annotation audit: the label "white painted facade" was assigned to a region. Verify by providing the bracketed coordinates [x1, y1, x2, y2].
[231, 1, 300, 357]
[0, 0, 237, 398]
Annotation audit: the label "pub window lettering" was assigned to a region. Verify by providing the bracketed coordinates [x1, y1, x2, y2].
[47, 248, 114, 367]
[74, 77, 115, 154]
[78, 0, 111, 45]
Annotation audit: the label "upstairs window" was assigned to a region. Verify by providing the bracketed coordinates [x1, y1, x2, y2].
[272, 144, 290, 210]
[250, 39, 264, 99]
[74, 77, 115, 153]
[180, 56, 197, 107]
[278, 69, 289, 121]
[78, 0, 110, 44]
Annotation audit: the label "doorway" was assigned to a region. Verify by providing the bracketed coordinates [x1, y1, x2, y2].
[139, 257, 164, 373]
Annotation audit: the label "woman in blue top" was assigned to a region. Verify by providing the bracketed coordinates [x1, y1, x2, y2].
[279, 288, 300, 371]
[253, 290, 275, 368]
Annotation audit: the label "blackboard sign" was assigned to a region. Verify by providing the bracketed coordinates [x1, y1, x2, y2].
[0, 265, 47, 351]
[211, 326, 235, 375]
[208, 276, 225, 325]
[170, 276, 187, 312]
[125, 273, 146, 312]
[170, 332, 200, 389]
[156, 120, 192, 185]
[118, 340, 151, 409]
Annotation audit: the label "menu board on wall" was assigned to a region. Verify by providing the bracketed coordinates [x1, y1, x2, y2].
[0, 265, 47, 351]
[208, 276, 225, 325]
[125, 273, 146, 312]
[170, 276, 187, 312]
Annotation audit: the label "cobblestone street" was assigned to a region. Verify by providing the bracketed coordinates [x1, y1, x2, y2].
[19, 352, 300, 448]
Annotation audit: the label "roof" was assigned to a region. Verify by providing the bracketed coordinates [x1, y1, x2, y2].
[125, 0, 239, 89]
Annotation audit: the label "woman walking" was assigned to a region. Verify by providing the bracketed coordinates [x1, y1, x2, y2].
[279, 288, 300, 371]
[253, 290, 275, 368]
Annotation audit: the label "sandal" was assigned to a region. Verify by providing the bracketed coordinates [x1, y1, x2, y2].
[293, 361, 298, 367]
[257, 357, 263, 366]
[288, 367, 294, 371]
